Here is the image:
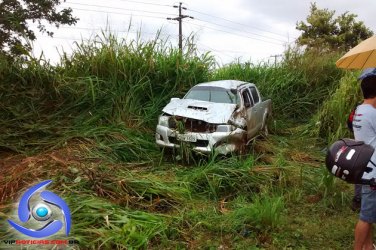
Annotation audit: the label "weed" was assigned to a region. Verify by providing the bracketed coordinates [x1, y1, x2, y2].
[309, 71, 362, 144]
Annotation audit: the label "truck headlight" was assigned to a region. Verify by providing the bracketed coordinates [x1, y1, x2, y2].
[216, 125, 234, 132]
[158, 115, 170, 127]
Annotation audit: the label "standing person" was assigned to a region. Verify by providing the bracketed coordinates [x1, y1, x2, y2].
[353, 68, 376, 250]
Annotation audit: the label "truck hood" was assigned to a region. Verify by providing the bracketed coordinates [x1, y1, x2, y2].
[162, 99, 237, 124]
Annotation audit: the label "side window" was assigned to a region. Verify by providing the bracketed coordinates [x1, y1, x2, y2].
[249, 87, 259, 103]
[242, 89, 253, 108]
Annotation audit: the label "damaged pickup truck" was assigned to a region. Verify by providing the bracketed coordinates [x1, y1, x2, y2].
[155, 80, 272, 155]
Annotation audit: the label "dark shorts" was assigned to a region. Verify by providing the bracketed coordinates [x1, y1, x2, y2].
[360, 185, 376, 223]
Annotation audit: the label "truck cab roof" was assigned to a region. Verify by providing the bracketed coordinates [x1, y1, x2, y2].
[196, 80, 255, 90]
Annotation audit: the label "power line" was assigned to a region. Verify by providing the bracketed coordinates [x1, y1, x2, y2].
[194, 18, 286, 43]
[37, 29, 175, 41]
[183, 23, 278, 55]
[31, 22, 173, 36]
[184, 21, 275, 45]
[39, 4, 287, 55]
[56, 23, 250, 54]
[71, 7, 168, 20]
[32, 24, 174, 38]
[115, 0, 171, 7]
[68, 5, 288, 46]
[70, 1, 288, 41]
[197, 43, 250, 54]
[66, 2, 175, 16]
[183, 19, 279, 45]
[197, 42, 252, 54]
[187, 22, 283, 46]
[197, 43, 242, 62]
[187, 8, 287, 39]
[36, 34, 237, 63]
[184, 27, 278, 61]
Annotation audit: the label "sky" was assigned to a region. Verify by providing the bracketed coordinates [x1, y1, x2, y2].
[30, 0, 376, 65]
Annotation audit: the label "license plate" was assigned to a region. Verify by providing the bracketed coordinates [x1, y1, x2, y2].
[177, 134, 197, 142]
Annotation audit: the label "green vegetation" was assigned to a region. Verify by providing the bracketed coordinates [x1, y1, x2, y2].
[296, 2, 373, 52]
[0, 33, 363, 249]
[310, 72, 362, 144]
[0, 0, 78, 57]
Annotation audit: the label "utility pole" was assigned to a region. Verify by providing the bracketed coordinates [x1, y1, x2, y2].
[270, 54, 282, 66]
[167, 2, 193, 52]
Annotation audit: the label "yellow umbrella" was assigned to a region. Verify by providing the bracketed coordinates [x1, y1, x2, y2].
[336, 36, 376, 69]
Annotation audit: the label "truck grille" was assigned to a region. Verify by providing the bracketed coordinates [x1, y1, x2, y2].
[168, 117, 217, 133]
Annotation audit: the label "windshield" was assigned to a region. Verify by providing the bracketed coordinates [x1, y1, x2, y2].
[184, 86, 238, 104]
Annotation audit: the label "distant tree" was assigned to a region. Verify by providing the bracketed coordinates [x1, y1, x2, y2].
[0, 0, 78, 57]
[296, 3, 373, 52]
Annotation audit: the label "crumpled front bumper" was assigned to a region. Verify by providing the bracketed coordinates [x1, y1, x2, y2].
[155, 125, 246, 155]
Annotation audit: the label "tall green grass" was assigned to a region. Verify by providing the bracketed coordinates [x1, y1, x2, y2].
[59, 34, 214, 127]
[226, 195, 284, 231]
[0, 34, 214, 159]
[60, 195, 169, 249]
[0, 34, 347, 158]
[183, 155, 280, 199]
[309, 72, 362, 143]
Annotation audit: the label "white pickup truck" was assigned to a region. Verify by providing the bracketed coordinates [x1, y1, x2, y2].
[155, 80, 272, 155]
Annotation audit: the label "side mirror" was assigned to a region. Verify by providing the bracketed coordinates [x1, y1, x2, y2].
[170, 97, 180, 102]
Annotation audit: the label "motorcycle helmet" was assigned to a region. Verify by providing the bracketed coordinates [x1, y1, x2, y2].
[325, 138, 374, 184]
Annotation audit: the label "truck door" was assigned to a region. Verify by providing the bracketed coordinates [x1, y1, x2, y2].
[249, 86, 263, 131]
[241, 88, 257, 139]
